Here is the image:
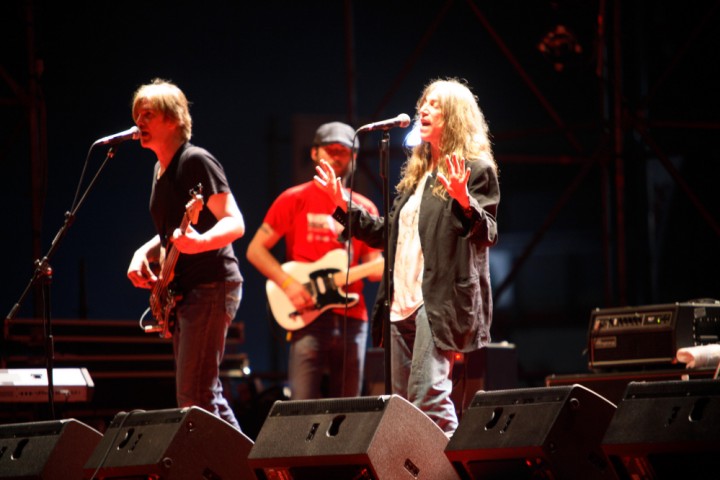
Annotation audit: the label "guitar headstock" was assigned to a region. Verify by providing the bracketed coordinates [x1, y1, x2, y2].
[186, 183, 204, 225]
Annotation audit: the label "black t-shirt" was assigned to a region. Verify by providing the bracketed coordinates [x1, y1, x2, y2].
[149, 143, 242, 291]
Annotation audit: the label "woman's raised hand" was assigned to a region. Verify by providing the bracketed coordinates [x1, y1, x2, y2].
[437, 153, 471, 209]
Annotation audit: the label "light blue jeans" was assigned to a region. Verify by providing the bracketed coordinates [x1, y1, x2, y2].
[288, 312, 368, 399]
[173, 281, 241, 429]
[390, 305, 458, 435]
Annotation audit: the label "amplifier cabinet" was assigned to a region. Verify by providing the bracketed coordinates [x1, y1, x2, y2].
[588, 301, 720, 370]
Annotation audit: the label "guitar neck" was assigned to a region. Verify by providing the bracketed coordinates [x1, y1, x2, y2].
[332, 257, 383, 287]
[156, 214, 192, 286]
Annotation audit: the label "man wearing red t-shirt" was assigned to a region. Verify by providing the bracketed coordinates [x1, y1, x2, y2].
[247, 122, 383, 399]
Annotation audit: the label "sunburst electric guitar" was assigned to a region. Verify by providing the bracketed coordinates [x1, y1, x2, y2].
[141, 184, 204, 339]
[266, 249, 383, 331]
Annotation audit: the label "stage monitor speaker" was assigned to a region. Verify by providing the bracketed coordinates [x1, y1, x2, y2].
[0, 418, 102, 479]
[446, 384, 619, 479]
[248, 394, 459, 480]
[82, 406, 254, 479]
[601, 379, 720, 479]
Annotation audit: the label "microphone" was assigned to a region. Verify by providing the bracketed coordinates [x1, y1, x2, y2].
[356, 113, 411, 133]
[92, 126, 141, 146]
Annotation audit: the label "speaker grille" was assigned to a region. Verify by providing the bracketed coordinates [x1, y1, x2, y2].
[249, 394, 458, 480]
[447, 384, 618, 479]
[0, 419, 102, 480]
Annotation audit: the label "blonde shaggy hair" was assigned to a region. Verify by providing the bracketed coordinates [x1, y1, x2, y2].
[132, 78, 193, 142]
[398, 78, 496, 197]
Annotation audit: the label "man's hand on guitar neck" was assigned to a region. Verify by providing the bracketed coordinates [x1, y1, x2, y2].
[281, 275, 315, 313]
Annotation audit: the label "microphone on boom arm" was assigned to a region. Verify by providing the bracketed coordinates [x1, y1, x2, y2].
[92, 126, 141, 146]
[356, 114, 411, 133]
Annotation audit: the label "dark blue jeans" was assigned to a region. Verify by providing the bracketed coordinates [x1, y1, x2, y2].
[173, 281, 241, 429]
[288, 312, 368, 399]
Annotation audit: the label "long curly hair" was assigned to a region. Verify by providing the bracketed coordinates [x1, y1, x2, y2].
[398, 78, 496, 197]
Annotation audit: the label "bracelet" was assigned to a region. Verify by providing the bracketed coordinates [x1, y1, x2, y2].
[280, 276, 294, 290]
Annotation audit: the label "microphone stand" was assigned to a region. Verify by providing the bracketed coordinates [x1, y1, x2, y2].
[5, 145, 119, 419]
[379, 132, 392, 394]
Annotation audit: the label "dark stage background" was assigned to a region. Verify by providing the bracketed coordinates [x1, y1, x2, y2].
[2, 1, 719, 393]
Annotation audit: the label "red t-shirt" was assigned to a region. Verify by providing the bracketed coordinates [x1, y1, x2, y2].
[264, 181, 380, 321]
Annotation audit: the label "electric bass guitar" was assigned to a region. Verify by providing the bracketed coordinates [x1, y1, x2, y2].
[266, 249, 383, 331]
[141, 184, 204, 338]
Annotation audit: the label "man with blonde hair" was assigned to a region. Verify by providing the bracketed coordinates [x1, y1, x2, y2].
[127, 79, 245, 429]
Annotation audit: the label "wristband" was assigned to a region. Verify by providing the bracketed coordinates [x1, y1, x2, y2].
[280, 276, 294, 290]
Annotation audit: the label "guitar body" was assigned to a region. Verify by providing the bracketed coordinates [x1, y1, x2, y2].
[267, 249, 360, 331]
[147, 279, 180, 339]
